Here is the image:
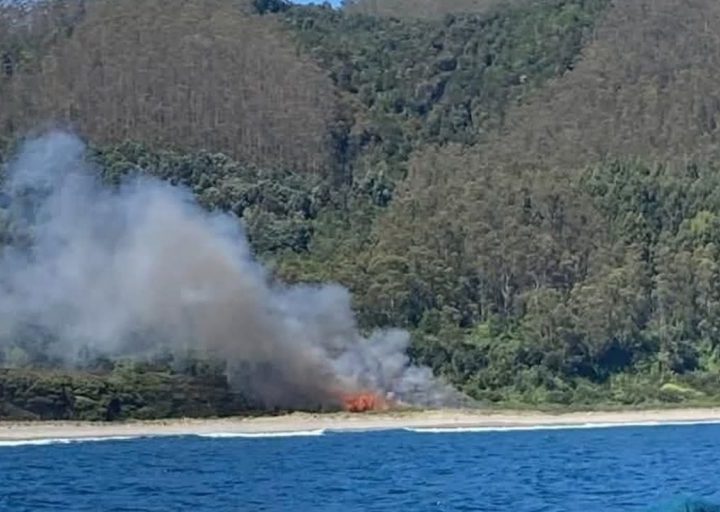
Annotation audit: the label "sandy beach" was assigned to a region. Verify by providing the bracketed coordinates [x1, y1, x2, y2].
[3, 408, 720, 441]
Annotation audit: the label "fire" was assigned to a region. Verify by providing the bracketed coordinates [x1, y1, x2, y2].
[341, 392, 388, 413]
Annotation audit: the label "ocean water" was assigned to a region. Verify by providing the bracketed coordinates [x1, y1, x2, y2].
[2, 423, 720, 511]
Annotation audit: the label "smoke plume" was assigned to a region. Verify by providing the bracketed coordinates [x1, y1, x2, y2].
[0, 132, 462, 409]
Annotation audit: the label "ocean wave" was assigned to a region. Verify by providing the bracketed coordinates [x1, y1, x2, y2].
[0, 436, 137, 447]
[196, 429, 326, 438]
[405, 419, 720, 434]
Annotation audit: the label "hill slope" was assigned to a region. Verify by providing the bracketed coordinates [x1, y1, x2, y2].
[494, 0, 720, 166]
[360, 0, 720, 403]
[0, 0, 337, 172]
[343, 0, 529, 19]
[5, 0, 720, 416]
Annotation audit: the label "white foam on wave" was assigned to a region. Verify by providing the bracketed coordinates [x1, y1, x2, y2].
[405, 419, 720, 434]
[196, 429, 326, 439]
[0, 429, 328, 446]
[0, 436, 137, 447]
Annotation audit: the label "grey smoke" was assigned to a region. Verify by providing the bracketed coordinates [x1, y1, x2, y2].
[0, 131, 462, 409]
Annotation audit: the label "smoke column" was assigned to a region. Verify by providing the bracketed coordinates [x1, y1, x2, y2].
[0, 132, 462, 409]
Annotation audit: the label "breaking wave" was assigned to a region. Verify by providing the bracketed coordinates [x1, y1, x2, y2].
[405, 419, 720, 434]
[0, 436, 137, 447]
[0, 430, 328, 447]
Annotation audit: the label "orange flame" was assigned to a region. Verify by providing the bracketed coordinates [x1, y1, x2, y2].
[341, 392, 388, 413]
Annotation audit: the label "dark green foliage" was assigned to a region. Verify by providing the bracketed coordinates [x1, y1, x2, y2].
[385, 159, 720, 405]
[281, 0, 607, 163]
[0, 364, 252, 421]
[253, 0, 291, 15]
[91, 142, 330, 255]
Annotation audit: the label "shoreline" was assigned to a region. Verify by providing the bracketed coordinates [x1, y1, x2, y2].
[4, 407, 720, 441]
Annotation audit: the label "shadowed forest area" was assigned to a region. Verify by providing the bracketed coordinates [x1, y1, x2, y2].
[342, 0, 529, 19]
[2, 0, 720, 420]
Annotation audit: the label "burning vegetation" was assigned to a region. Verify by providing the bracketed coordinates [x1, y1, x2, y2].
[341, 392, 389, 413]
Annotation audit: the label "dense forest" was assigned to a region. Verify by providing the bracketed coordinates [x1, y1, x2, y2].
[3, 0, 720, 420]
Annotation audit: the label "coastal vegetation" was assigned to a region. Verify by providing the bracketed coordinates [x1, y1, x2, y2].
[3, 0, 720, 419]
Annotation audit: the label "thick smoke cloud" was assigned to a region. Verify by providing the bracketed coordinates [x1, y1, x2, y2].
[0, 132, 462, 409]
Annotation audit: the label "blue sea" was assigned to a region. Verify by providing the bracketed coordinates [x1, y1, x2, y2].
[2, 422, 720, 511]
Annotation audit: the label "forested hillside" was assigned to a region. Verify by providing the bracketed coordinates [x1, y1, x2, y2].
[0, 0, 337, 171]
[343, 0, 532, 19]
[491, 0, 720, 166]
[2, 0, 720, 420]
